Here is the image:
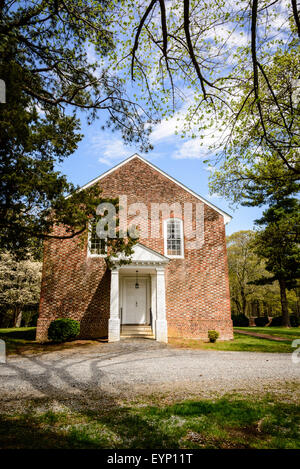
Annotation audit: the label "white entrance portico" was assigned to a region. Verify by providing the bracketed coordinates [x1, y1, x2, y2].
[108, 244, 169, 343]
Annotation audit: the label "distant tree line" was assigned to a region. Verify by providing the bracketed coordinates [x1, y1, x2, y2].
[227, 230, 299, 326]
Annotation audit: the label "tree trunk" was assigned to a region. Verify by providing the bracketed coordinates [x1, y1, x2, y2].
[241, 287, 247, 316]
[233, 297, 242, 315]
[295, 287, 300, 320]
[279, 278, 290, 327]
[256, 300, 260, 317]
[14, 307, 22, 328]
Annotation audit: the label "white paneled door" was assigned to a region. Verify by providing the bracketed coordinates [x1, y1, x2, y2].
[123, 278, 148, 324]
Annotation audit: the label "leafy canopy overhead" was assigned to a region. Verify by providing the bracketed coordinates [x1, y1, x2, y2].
[0, 0, 149, 255]
[1, 0, 152, 147]
[111, 0, 300, 204]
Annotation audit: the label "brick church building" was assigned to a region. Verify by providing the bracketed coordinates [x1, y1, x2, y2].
[36, 154, 233, 342]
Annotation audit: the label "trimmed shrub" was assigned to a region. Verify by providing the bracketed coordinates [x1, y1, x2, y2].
[290, 315, 300, 327]
[270, 316, 282, 327]
[48, 318, 80, 343]
[208, 330, 219, 343]
[270, 315, 299, 327]
[232, 314, 249, 327]
[254, 316, 269, 327]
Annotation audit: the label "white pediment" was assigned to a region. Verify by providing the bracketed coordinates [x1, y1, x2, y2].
[113, 243, 169, 265]
[131, 244, 169, 263]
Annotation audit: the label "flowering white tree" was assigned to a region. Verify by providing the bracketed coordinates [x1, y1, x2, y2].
[0, 252, 42, 327]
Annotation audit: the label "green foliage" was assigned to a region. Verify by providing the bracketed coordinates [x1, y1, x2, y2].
[252, 197, 300, 326]
[208, 330, 219, 343]
[48, 318, 80, 343]
[227, 230, 283, 318]
[227, 231, 260, 315]
[0, 0, 151, 255]
[227, 227, 300, 327]
[113, 1, 299, 206]
[253, 198, 300, 287]
[21, 310, 39, 327]
[0, 251, 41, 327]
[232, 314, 249, 327]
[254, 317, 269, 327]
[210, 50, 300, 205]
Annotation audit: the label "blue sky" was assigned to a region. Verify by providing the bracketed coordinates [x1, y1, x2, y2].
[57, 115, 263, 236]
[55, 2, 278, 237]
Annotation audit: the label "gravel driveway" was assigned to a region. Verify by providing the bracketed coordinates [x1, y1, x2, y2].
[0, 340, 299, 412]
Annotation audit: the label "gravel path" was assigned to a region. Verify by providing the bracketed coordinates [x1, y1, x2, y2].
[0, 340, 299, 412]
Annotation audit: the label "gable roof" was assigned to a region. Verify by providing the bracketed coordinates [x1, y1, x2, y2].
[113, 243, 169, 265]
[75, 153, 232, 224]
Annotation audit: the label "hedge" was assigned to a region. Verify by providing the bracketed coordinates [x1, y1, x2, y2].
[254, 316, 269, 327]
[232, 314, 249, 327]
[48, 318, 80, 343]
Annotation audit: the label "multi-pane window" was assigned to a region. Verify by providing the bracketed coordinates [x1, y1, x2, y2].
[165, 219, 183, 257]
[88, 219, 107, 256]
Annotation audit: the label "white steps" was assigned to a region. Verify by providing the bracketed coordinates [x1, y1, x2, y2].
[121, 325, 155, 339]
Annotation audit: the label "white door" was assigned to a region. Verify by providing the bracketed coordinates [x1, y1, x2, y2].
[123, 278, 148, 324]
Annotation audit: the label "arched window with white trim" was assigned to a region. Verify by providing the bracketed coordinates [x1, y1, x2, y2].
[164, 218, 184, 258]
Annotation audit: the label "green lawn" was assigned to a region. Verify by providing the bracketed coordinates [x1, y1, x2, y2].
[0, 395, 299, 449]
[0, 327, 36, 339]
[235, 326, 300, 340]
[0, 327, 100, 355]
[0, 327, 37, 354]
[1, 327, 297, 354]
[169, 332, 293, 353]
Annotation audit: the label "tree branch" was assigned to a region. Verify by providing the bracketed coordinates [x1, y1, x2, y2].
[291, 0, 300, 38]
[183, 0, 207, 98]
[131, 0, 158, 79]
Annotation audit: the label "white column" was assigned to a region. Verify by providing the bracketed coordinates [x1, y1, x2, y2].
[150, 274, 157, 337]
[108, 268, 120, 342]
[155, 267, 168, 343]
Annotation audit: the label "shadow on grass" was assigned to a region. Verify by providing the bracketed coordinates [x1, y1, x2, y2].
[0, 343, 299, 449]
[0, 327, 36, 340]
[0, 344, 181, 448]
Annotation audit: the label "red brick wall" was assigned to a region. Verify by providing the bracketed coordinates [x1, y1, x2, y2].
[37, 157, 233, 341]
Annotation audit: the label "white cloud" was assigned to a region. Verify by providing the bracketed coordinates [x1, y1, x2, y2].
[92, 135, 132, 165]
[149, 92, 229, 160]
[149, 115, 213, 160]
[150, 118, 180, 142]
[150, 110, 188, 143]
[172, 124, 227, 160]
[205, 24, 249, 49]
[172, 138, 210, 160]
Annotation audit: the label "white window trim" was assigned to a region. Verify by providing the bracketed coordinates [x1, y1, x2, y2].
[163, 218, 184, 259]
[87, 220, 107, 258]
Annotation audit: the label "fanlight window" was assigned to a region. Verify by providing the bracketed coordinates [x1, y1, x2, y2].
[165, 219, 184, 257]
[88, 219, 107, 256]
